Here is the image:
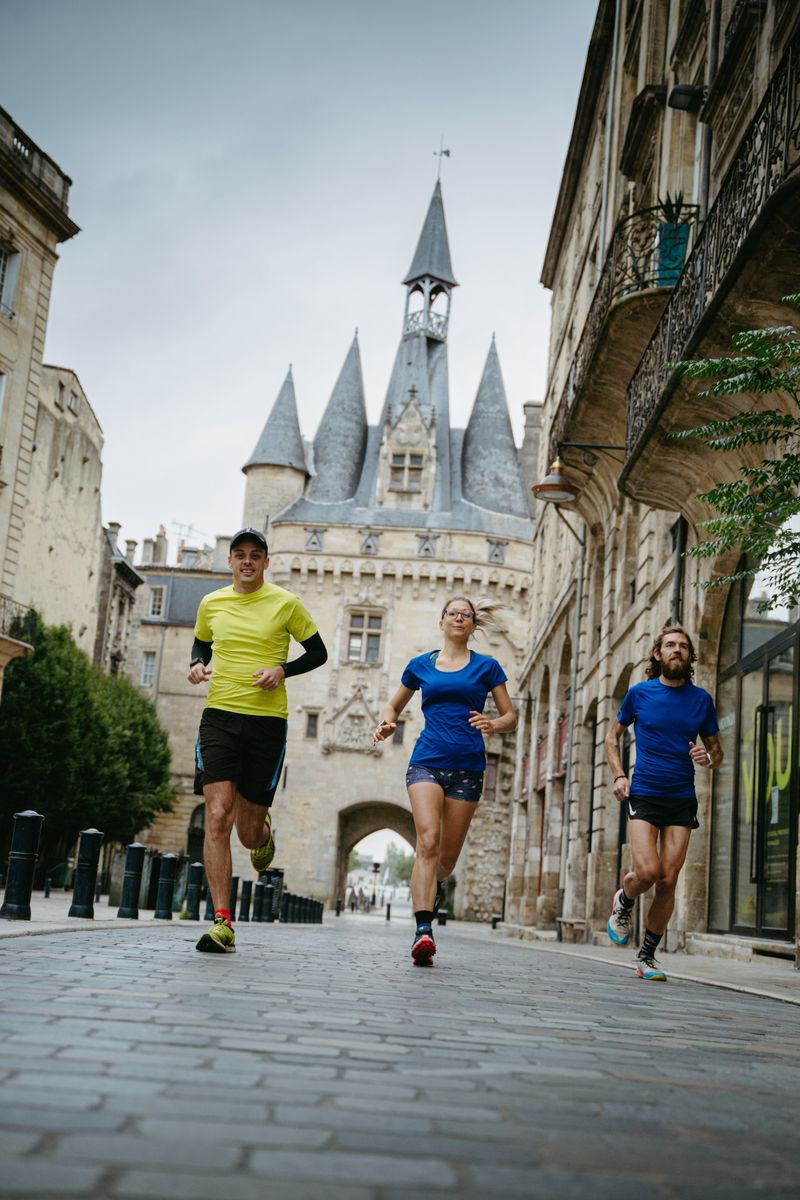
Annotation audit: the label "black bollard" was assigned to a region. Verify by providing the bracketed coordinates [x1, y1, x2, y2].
[263, 883, 274, 923]
[0, 810, 45, 921]
[239, 879, 252, 922]
[386, 902, 391, 922]
[43, 875, 51, 899]
[317, 900, 323, 924]
[280, 891, 290, 923]
[229, 875, 239, 918]
[252, 882, 265, 922]
[117, 843, 146, 919]
[154, 853, 178, 920]
[204, 891, 215, 921]
[67, 828, 104, 919]
[437, 909, 447, 926]
[185, 862, 203, 921]
[491, 913, 502, 930]
[335, 898, 342, 916]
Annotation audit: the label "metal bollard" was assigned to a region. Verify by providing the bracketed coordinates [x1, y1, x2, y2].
[185, 862, 203, 920]
[117, 843, 146, 919]
[280, 891, 290, 922]
[491, 913, 502, 930]
[437, 910, 447, 926]
[43, 875, 51, 899]
[252, 882, 265, 922]
[229, 875, 239, 918]
[67, 828, 104, 919]
[335, 898, 342, 916]
[263, 883, 275, 923]
[153, 853, 178, 919]
[317, 900, 324, 924]
[386, 902, 391, 921]
[204, 891, 215, 921]
[0, 810, 45, 920]
[239, 879, 252, 922]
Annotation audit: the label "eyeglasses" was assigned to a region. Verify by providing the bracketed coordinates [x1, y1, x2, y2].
[445, 610, 474, 620]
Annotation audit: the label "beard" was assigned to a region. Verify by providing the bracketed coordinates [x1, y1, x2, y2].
[661, 656, 691, 682]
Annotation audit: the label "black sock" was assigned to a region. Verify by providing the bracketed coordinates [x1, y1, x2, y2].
[414, 910, 433, 929]
[619, 889, 635, 909]
[639, 928, 662, 958]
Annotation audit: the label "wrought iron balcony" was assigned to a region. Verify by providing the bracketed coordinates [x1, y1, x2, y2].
[625, 28, 800, 463]
[0, 595, 35, 641]
[404, 309, 449, 341]
[551, 203, 699, 448]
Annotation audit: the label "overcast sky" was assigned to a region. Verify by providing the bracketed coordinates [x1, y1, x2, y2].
[5, 0, 597, 557]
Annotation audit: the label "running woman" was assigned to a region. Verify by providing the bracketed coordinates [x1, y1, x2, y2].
[605, 624, 722, 980]
[188, 527, 327, 953]
[372, 596, 516, 965]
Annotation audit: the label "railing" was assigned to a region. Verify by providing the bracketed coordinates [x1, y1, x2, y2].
[404, 309, 449, 340]
[0, 108, 72, 211]
[0, 595, 34, 641]
[551, 203, 699, 449]
[626, 29, 800, 460]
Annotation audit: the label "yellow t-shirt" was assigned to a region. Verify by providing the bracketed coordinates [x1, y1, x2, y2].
[194, 582, 317, 718]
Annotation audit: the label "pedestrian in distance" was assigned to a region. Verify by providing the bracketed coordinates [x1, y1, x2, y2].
[605, 624, 722, 980]
[372, 596, 516, 965]
[188, 527, 327, 953]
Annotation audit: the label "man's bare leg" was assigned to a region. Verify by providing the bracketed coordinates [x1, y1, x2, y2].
[203, 780, 237, 913]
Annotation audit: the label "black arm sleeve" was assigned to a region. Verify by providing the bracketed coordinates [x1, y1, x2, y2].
[281, 631, 328, 679]
[190, 637, 213, 666]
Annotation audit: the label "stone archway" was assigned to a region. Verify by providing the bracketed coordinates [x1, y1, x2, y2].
[334, 801, 416, 905]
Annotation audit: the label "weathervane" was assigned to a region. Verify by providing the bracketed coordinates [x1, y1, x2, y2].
[433, 136, 451, 180]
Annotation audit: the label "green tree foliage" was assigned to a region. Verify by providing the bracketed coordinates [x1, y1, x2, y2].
[383, 840, 414, 886]
[0, 610, 173, 868]
[670, 295, 800, 611]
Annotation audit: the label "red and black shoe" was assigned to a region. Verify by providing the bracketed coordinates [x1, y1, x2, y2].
[411, 924, 436, 966]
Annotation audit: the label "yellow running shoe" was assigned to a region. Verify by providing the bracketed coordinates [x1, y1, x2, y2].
[195, 914, 236, 954]
[249, 812, 275, 873]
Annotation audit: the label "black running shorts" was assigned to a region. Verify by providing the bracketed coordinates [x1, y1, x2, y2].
[194, 708, 287, 807]
[626, 793, 699, 829]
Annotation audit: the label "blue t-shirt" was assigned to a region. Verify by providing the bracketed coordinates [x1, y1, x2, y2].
[401, 650, 507, 772]
[618, 678, 719, 800]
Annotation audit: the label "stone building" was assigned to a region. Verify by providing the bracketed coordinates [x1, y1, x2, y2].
[507, 0, 800, 964]
[129, 182, 536, 916]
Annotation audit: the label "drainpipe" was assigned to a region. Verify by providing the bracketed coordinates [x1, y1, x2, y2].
[698, 0, 722, 221]
[671, 516, 688, 624]
[599, 0, 623, 261]
[558, 526, 586, 926]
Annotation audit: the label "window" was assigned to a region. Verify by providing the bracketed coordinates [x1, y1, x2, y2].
[0, 245, 20, 318]
[389, 452, 424, 492]
[67, 390, 78, 414]
[347, 611, 383, 663]
[141, 651, 156, 687]
[306, 712, 319, 739]
[148, 586, 165, 617]
[54, 381, 65, 409]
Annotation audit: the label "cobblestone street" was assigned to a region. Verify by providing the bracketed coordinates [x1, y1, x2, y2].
[1, 915, 799, 1199]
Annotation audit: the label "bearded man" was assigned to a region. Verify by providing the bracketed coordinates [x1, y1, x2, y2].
[604, 624, 723, 980]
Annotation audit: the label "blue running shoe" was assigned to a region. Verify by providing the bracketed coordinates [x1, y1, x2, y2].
[636, 953, 666, 981]
[411, 924, 436, 966]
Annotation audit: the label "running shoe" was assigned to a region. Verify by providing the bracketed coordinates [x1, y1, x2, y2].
[195, 914, 236, 954]
[250, 811, 275, 873]
[411, 924, 436, 966]
[607, 887, 634, 945]
[636, 953, 667, 981]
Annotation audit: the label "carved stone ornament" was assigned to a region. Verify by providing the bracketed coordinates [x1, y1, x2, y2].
[321, 684, 380, 755]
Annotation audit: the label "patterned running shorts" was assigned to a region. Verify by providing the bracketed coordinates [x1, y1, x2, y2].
[405, 764, 484, 802]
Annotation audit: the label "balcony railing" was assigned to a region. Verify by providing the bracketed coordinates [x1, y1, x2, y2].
[626, 28, 800, 461]
[552, 203, 699, 448]
[0, 595, 35, 641]
[404, 309, 449, 340]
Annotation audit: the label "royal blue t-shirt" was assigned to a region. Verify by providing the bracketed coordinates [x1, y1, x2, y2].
[618, 678, 719, 800]
[401, 650, 507, 772]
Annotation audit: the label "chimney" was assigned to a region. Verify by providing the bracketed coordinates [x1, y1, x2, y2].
[519, 402, 543, 514]
[141, 538, 155, 565]
[213, 535, 232, 571]
[154, 526, 168, 565]
[125, 539, 137, 565]
[107, 522, 121, 551]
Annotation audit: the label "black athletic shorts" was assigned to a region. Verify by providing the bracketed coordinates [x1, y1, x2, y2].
[194, 708, 287, 807]
[626, 793, 699, 830]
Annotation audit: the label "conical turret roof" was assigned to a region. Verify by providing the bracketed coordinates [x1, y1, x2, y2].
[306, 335, 368, 502]
[462, 338, 528, 518]
[403, 181, 458, 287]
[243, 368, 307, 472]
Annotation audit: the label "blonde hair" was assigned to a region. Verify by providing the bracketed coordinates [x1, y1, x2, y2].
[441, 594, 505, 638]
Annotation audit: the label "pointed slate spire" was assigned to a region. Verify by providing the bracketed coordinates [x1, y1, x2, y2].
[243, 368, 307, 472]
[462, 338, 529, 518]
[307, 335, 368, 502]
[403, 181, 458, 287]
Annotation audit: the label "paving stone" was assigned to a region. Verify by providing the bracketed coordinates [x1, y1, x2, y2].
[0, 1162, 103, 1195]
[249, 1148, 457, 1187]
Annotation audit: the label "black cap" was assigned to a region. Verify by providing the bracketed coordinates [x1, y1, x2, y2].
[230, 527, 268, 553]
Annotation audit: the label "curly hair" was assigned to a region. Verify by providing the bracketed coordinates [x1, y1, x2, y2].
[645, 623, 697, 681]
[440, 595, 505, 638]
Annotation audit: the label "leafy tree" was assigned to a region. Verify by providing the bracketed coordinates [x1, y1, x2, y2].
[384, 840, 414, 886]
[348, 848, 362, 872]
[0, 611, 173, 873]
[670, 295, 800, 611]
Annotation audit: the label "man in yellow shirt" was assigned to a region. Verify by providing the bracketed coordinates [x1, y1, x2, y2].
[188, 528, 327, 953]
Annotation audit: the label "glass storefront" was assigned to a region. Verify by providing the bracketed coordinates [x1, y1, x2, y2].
[709, 568, 798, 940]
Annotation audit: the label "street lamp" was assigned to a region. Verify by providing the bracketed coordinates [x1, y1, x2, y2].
[532, 442, 626, 506]
[371, 861, 380, 909]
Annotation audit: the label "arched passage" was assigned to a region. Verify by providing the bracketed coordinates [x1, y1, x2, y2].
[334, 801, 416, 904]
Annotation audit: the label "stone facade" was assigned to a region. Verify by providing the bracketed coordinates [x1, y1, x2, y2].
[129, 182, 536, 915]
[509, 0, 800, 963]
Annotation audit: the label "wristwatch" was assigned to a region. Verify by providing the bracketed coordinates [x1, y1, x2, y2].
[190, 657, 204, 668]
